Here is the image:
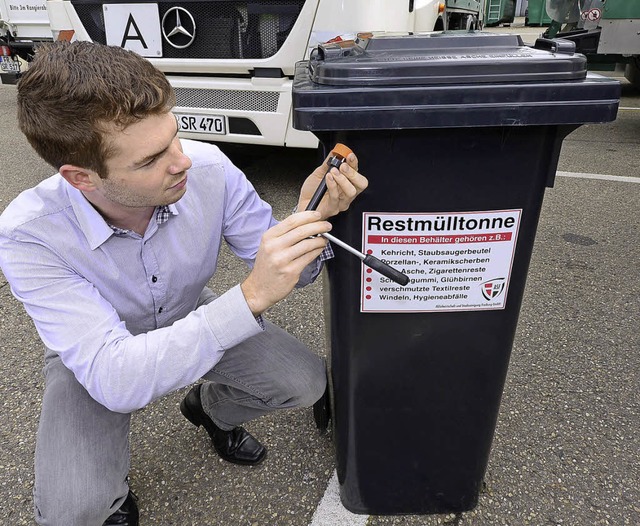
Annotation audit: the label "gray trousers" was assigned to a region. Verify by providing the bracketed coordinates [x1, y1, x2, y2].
[33, 290, 326, 525]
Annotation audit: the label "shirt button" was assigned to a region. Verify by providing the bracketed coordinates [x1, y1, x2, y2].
[158, 307, 163, 314]
[152, 276, 158, 283]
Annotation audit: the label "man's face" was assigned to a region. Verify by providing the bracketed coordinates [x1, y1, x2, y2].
[96, 111, 192, 208]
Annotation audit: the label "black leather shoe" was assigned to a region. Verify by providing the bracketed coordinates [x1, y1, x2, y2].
[180, 384, 267, 466]
[103, 490, 139, 526]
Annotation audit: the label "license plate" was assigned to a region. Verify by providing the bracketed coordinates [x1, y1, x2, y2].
[176, 113, 227, 135]
[0, 57, 21, 74]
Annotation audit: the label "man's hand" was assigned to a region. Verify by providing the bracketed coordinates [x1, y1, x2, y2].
[241, 211, 331, 316]
[297, 150, 368, 220]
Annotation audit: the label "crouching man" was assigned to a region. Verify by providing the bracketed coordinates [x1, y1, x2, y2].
[0, 41, 367, 525]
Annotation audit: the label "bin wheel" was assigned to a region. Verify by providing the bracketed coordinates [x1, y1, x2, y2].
[313, 371, 331, 432]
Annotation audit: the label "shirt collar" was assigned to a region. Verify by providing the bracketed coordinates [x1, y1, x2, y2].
[108, 205, 176, 235]
[66, 183, 179, 250]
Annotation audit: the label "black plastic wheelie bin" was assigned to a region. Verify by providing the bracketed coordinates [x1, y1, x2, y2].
[292, 32, 620, 515]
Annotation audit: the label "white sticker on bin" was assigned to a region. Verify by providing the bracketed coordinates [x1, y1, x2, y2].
[361, 210, 522, 313]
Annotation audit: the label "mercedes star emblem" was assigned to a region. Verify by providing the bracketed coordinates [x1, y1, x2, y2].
[162, 7, 196, 49]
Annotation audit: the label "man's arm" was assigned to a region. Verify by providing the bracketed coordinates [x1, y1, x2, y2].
[240, 211, 332, 316]
[238, 148, 368, 316]
[0, 232, 263, 414]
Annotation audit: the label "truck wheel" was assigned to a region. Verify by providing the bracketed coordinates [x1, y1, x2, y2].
[625, 57, 640, 90]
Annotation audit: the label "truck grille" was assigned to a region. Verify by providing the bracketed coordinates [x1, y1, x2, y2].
[71, 0, 306, 59]
[174, 87, 279, 112]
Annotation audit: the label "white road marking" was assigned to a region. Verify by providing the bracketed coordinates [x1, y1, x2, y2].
[557, 171, 640, 183]
[310, 471, 369, 526]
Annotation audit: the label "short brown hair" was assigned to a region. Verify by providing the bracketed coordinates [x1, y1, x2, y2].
[17, 41, 176, 177]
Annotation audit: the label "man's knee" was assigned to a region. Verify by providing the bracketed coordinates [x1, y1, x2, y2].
[34, 482, 125, 526]
[269, 354, 327, 409]
[300, 355, 327, 407]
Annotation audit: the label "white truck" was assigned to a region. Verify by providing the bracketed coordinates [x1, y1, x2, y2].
[3, 0, 486, 147]
[0, 0, 51, 80]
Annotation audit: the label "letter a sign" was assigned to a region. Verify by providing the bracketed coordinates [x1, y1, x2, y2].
[103, 3, 162, 57]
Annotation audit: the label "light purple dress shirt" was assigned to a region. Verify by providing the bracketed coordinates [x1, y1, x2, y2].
[0, 139, 323, 413]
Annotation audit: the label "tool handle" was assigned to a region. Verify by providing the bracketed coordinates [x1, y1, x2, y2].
[305, 143, 353, 212]
[305, 156, 340, 211]
[363, 255, 410, 286]
[305, 182, 327, 212]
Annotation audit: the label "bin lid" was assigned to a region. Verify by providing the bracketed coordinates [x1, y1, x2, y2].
[292, 31, 620, 130]
[307, 32, 586, 86]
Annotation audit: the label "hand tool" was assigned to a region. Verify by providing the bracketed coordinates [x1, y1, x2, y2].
[306, 144, 410, 287]
[305, 143, 354, 211]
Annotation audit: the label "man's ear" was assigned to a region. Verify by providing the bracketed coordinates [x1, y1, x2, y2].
[59, 164, 100, 192]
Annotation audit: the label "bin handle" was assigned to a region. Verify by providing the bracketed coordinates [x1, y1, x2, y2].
[310, 39, 364, 65]
[533, 38, 576, 55]
[309, 46, 325, 63]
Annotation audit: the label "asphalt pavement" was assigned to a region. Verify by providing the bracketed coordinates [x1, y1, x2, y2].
[1, 28, 639, 526]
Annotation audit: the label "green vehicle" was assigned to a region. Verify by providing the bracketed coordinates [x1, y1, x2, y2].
[542, 0, 640, 87]
[484, 0, 516, 27]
